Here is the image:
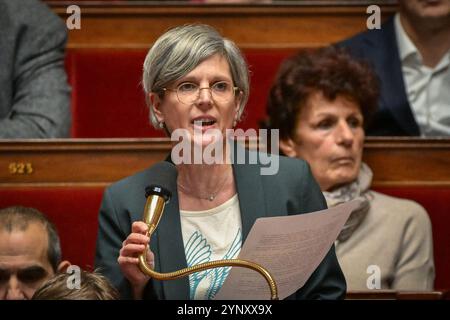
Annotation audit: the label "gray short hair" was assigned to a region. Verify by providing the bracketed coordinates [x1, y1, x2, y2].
[142, 24, 250, 129]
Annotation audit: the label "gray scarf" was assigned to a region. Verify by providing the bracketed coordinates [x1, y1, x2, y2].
[323, 163, 373, 242]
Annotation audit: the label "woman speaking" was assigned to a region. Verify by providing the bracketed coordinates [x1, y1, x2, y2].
[95, 24, 346, 300]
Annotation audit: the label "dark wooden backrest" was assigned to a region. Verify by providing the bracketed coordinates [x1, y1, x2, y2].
[49, 2, 396, 49]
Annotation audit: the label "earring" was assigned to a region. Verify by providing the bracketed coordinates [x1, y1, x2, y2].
[158, 122, 164, 129]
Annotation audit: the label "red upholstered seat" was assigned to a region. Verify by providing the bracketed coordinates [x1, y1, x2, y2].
[66, 48, 297, 138]
[241, 48, 297, 131]
[0, 187, 104, 270]
[67, 49, 163, 138]
[373, 187, 450, 290]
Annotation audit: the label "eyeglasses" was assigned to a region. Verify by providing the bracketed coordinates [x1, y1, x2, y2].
[163, 81, 240, 105]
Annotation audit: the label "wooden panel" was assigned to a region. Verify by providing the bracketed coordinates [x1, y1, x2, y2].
[0, 138, 449, 187]
[346, 290, 449, 300]
[0, 139, 170, 187]
[48, 3, 397, 49]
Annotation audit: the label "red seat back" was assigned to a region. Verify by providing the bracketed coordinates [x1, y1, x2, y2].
[241, 48, 297, 131]
[66, 48, 297, 138]
[67, 49, 163, 138]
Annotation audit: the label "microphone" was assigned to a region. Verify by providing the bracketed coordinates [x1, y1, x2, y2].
[137, 161, 278, 299]
[139, 161, 177, 275]
[142, 161, 178, 235]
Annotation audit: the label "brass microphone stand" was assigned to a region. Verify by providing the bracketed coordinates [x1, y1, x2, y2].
[138, 187, 278, 300]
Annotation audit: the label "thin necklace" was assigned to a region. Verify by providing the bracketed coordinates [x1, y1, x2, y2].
[177, 172, 231, 202]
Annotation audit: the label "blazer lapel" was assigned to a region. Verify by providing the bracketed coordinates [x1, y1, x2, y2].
[232, 153, 268, 242]
[124, 165, 189, 300]
[154, 188, 190, 299]
[366, 17, 420, 135]
[152, 150, 268, 299]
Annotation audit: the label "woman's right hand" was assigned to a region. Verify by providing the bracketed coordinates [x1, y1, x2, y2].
[118, 221, 154, 298]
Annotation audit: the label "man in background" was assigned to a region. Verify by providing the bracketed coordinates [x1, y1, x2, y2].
[338, 0, 450, 136]
[0, 206, 70, 300]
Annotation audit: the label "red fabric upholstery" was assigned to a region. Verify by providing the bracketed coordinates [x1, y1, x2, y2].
[373, 187, 450, 290]
[66, 48, 297, 138]
[67, 49, 163, 138]
[241, 49, 297, 131]
[0, 187, 104, 270]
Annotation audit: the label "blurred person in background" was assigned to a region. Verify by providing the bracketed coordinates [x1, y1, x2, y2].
[0, 206, 70, 300]
[0, 0, 71, 138]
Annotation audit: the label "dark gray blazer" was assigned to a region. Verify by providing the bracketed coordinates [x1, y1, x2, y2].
[0, 0, 71, 138]
[337, 16, 421, 136]
[95, 151, 346, 300]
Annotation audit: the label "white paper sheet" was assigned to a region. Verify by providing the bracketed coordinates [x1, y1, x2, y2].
[214, 199, 362, 300]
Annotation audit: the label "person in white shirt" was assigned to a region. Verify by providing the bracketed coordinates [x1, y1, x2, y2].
[338, 0, 450, 136]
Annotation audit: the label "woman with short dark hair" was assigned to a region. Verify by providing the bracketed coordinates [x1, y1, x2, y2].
[264, 47, 435, 290]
